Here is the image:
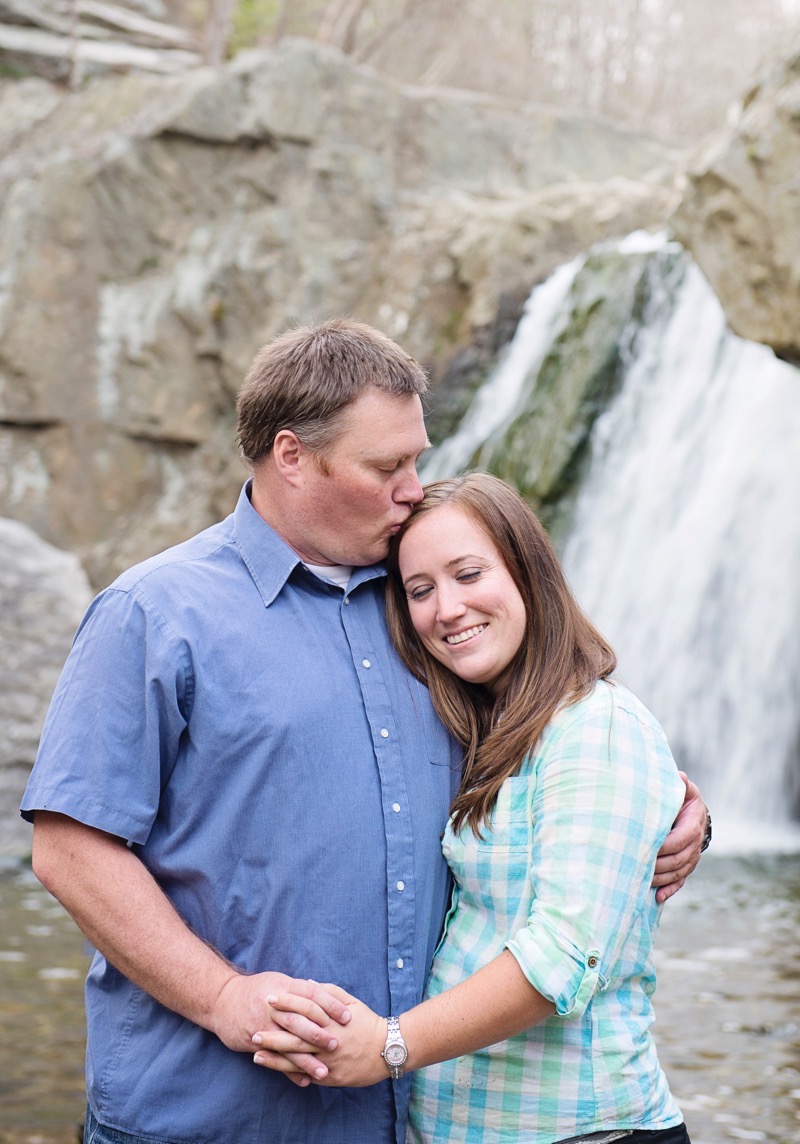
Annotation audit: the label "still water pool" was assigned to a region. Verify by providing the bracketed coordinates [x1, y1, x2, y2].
[0, 852, 798, 1144]
[0, 862, 86, 1144]
[654, 850, 800, 1144]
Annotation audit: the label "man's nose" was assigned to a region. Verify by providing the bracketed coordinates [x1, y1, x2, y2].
[395, 467, 424, 505]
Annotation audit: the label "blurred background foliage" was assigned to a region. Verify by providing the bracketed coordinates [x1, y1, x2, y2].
[190, 0, 799, 142]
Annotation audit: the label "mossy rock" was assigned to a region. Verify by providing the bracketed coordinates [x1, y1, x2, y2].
[479, 245, 686, 534]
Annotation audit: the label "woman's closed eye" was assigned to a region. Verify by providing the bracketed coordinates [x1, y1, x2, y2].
[407, 584, 433, 602]
[407, 570, 481, 601]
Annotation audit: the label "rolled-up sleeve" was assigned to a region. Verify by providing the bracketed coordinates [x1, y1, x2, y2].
[505, 686, 684, 1018]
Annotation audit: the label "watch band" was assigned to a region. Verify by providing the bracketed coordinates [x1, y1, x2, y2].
[700, 810, 712, 853]
[381, 1015, 409, 1079]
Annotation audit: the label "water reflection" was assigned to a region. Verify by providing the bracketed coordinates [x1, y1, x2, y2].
[0, 853, 798, 1143]
[0, 861, 87, 1144]
[655, 852, 800, 1144]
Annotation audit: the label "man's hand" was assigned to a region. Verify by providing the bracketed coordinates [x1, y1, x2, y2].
[653, 773, 709, 903]
[210, 973, 351, 1056]
[30, 813, 352, 1067]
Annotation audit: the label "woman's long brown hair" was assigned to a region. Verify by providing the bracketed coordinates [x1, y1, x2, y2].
[385, 472, 616, 837]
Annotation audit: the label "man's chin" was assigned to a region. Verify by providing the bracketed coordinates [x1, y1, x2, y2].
[351, 542, 391, 567]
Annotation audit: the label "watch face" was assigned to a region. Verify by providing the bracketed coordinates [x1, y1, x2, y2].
[385, 1043, 407, 1065]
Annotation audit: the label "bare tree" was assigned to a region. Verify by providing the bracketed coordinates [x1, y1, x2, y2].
[223, 0, 800, 143]
[67, 0, 81, 88]
[352, 0, 429, 66]
[269, 0, 293, 43]
[317, 0, 370, 51]
[204, 0, 238, 63]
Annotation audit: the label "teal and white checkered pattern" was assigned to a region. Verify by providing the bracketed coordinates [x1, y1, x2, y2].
[407, 681, 686, 1143]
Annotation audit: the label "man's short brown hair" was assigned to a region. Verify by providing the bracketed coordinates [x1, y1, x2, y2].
[236, 318, 429, 465]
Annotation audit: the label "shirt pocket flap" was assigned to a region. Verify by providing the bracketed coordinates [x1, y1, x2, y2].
[475, 773, 531, 851]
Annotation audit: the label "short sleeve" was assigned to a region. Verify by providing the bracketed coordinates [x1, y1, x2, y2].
[20, 586, 192, 844]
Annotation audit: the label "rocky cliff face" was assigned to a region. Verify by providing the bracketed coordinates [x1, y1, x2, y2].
[671, 44, 800, 362]
[4, 37, 800, 843]
[0, 38, 676, 589]
[0, 518, 92, 855]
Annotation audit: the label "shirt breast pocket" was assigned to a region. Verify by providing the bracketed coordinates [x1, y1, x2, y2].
[475, 773, 531, 853]
[409, 678, 457, 768]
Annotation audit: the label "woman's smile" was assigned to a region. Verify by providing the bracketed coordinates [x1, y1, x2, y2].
[443, 624, 488, 646]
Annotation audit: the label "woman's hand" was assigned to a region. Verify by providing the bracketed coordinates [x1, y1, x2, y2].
[252, 985, 389, 1087]
[653, 773, 708, 902]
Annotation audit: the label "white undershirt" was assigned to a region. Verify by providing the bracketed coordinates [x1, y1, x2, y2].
[303, 562, 353, 590]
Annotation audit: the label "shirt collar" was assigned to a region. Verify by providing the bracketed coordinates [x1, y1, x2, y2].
[233, 481, 387, 605]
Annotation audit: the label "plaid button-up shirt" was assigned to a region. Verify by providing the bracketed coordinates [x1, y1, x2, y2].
[408, 681, 686, 1143]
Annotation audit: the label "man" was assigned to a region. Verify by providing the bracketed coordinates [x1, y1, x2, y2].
[21, 319, 708, 1144]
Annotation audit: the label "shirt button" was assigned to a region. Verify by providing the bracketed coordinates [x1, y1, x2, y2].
[588, 956, 598, 968]
[380, 728, 389, 738]
[396, 881, 405, 891]
[396, 958, 404, 969]
[362, 659, 371, 668]
[392, 803, 401, 813]
[344, 598, 350, 605]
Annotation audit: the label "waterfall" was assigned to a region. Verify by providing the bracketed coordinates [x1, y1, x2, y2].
[420, 254, 585, 481]
[427, 235, 800, 851]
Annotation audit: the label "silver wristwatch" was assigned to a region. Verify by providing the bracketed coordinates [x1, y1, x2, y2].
[381, 1016, 408, 1079]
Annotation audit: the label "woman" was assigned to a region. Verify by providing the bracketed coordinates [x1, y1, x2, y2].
[256, 473, 690, 1143]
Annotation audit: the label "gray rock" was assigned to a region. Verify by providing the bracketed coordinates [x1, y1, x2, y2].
[0, 40, 676, 588]
[0, 518, 92, 856]
[671, 42, 800, 361]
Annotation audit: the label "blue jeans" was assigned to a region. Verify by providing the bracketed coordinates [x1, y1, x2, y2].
[84, 1105, 692, 1144]
[83, 1106, 182, 1144]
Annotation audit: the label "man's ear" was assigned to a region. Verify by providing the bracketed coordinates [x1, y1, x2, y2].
[271, 429, 306, 487]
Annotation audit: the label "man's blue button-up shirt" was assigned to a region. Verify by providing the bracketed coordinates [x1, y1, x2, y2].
[22, 483, 458, 1144]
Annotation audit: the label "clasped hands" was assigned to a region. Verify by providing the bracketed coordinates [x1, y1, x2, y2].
[250, 981, 387, 1088]
[237, 775, 707, 1086]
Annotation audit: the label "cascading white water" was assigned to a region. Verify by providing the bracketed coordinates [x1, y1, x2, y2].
[426, 234, 800, 850]
[562, 248, 800, 849]
[421, 255, 585, 481]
